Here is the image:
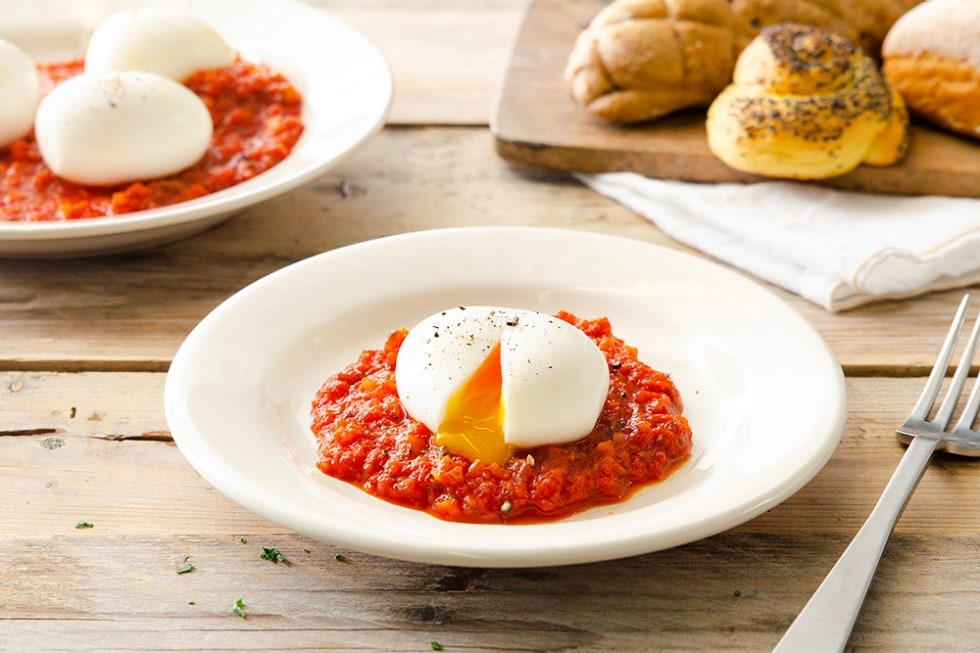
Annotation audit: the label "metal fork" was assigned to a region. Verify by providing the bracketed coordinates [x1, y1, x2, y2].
[774, 294, 980, 653]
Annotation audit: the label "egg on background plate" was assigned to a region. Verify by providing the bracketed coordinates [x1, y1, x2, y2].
[395, 306, 610, 465]
[34, 70, 213, 186]
[84, 8, 235, 81]
[0, 38, 39, 148]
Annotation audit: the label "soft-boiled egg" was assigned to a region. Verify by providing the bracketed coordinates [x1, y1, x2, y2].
[34, 70, 213, 187]
[395, 306, 610, 465]
[85, 8, 235, 81]
[0, 38, 40, 148]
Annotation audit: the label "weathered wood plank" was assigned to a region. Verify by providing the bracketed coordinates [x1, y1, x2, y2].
[324, 0, 527, 125]
[0, 128, 654, 370]
[4, 371, 980, 538]
[3, 533, 980, 652]
[0, 128, 975, 371]
[7, 3, 979, 652]
[4, 373, 980, 650]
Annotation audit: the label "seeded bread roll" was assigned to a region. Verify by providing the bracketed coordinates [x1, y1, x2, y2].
[882, 0, 980, 140]
[565, 0, 922, 124]
[706, 23, 909, 180]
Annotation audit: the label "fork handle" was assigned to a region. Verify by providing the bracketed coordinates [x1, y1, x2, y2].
[772, 435, 938, 653]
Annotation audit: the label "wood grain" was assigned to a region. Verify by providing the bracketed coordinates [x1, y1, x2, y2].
[5, 2, 980, 651]
[5, 532, 980, 652]
[0, 127, 974, 372]
[4, 372, 979, 537]
[0, 129, 662, 370]
[4, 372, 980, 652]
[492, 0, 980, 197]
[327, 0, 526, 126]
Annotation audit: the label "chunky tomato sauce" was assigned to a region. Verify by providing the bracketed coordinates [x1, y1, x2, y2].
[0, 57, 303, 221]
[311, 312, 693, 524]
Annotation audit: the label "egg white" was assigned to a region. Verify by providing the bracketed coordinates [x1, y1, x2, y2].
[0, 38, 40, 148]
[395, 306, 610, 453]
[499, 311, 610, 448]
[85, 8, 235, 81]
[34, 70, 213, 187]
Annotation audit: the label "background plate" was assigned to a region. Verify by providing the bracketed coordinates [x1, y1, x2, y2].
[164, 226, 847, 568]
[0, 0, 392, 257]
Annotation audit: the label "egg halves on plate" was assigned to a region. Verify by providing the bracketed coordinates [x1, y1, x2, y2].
[395, 306, 610, 465]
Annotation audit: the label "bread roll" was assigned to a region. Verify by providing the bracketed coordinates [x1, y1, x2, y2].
[565, 0, 921, 123]
[882, 0, 980, 139]
[706, 23, 909, 179]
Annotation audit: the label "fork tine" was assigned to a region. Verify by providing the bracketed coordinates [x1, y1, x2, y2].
[933, 297, 980, 429]
[953, 367, 980, 433]
[907, 294, 971, 424]
[952, 311, 980, 433]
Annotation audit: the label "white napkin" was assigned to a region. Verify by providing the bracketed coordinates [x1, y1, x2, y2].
[579, 173, 980, 312]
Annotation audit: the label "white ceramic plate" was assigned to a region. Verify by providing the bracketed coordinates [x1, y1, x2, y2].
[165, 227, 847, 568]
[0, 0, 391, 257]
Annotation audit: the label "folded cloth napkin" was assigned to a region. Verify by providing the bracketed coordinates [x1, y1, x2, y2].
[579, 173, 980, 312]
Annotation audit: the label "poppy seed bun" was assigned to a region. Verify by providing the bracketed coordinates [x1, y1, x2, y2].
[882, 0, 980, 139]
[706, 23, 909, 180]
[564, 0, 922, 123]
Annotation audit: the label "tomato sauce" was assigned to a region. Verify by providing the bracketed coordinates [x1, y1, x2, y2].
[311, 312, 693, 524]
[0, 57, 303, 221]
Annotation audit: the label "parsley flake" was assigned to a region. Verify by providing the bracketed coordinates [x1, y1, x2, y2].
[260, 547, 286, 563]
[233, 598, 246, 619]
[175, 562, 195, 575]
[430, 642, 443, 651]
[74, 521, 94, 529]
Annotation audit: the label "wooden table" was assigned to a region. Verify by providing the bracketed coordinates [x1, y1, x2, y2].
[4, 2, 980, 651]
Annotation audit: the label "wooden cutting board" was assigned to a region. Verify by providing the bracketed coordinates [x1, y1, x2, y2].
[491, 0, 980, 197]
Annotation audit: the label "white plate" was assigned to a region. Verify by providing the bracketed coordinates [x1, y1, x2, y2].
[165, 227, 847, 568]
[0, 0, 391, 257]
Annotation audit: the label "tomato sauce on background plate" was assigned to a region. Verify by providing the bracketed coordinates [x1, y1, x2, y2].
[0, 57, 303, 221]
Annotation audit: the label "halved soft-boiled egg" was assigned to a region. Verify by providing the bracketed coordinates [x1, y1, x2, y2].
[34, 70, 213, 187]
[84, 8, 235, 81]
[0, 38, 40, 148]
[395, 306, 610, 465]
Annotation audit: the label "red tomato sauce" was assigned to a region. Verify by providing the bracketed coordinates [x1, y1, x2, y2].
[311, 312, 693, 524]
[0, 57, 303, 221]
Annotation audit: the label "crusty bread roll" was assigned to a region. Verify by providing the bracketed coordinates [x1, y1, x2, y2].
[706, 23, 909, 179]
[882, 0, 980, 139]
[565, 0, 922, 123]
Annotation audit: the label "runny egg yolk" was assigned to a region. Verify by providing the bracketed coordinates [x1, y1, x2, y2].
[433, 343, 516, 466]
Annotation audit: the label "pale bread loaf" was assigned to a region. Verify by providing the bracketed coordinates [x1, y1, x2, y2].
[565, 0, 922, 123]
[882, 0, 980, 139]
